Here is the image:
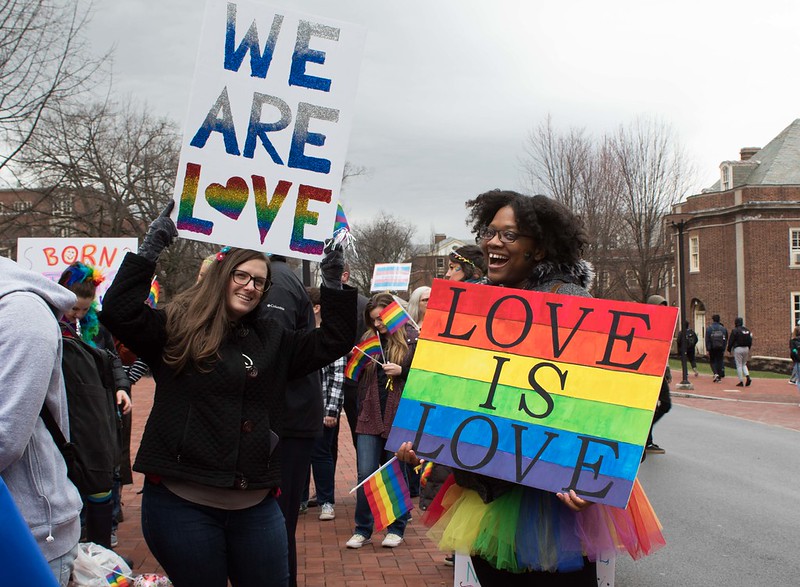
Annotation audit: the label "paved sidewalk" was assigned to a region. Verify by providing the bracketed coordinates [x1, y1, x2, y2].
[114, 371, 800, 584]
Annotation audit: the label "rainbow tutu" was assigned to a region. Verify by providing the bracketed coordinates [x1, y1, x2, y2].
[424, 476, 664, 573]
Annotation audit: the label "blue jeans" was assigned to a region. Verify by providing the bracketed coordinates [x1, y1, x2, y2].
[793, 362, 800, 391]
[354, 434, 409, 538]
[303, 425, 337, 505]
[48, 543, 79, 587]
[142, 480, 288, 587]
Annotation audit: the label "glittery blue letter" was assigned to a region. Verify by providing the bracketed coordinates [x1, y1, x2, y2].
[224, 3, 284, 79]
[243, 93, 292, 162]
[190, 87, 240, 155]
[288, 103, 339, 174]
[288, 20, 339, 92]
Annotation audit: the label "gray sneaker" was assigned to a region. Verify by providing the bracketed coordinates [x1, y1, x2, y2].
[319, 503, 335, 521]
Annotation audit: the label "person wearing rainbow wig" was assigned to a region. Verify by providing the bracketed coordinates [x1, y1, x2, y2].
[57, 262, 131, 549]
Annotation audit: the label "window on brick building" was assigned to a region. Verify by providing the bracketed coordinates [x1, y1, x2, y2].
[53, 196, 74, 216]
[599, 271, 610, 290]
[792, 293, 800, 328]
[790, 229, 800, 267]
[721, 164, 732, 191]
[12, 200, 32, 212]
[435, 257, 445, 277]
[689, 236, 699, 272]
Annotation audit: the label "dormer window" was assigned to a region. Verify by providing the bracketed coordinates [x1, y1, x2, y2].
[721, 164, 732, 191]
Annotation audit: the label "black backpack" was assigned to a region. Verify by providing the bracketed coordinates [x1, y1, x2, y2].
[685, 329, 698, 348]
[709, 327, 726, 351]
[42, 335, 120, 495]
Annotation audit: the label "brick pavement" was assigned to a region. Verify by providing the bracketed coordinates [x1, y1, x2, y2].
[114, 371, 800, 584]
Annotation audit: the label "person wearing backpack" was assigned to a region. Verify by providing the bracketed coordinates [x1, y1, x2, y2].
[727, 317, 753, 387]
[57, 263, 132, 549]
[677, 320, 700, 377]
[0, 256, 83, 586]
[705, 314, 728, 382]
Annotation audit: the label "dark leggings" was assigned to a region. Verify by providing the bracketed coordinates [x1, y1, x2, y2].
[471, 556, 596, 587]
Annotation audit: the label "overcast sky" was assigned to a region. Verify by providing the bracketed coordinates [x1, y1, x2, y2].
[85, 0, 800, 242]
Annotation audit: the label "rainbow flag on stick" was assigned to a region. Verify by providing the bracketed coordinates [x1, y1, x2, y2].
[334, 202, 349, 233]
[344, 335, 384, 380]
[350, 457, 413, 532]
[380, 300, 417, 333]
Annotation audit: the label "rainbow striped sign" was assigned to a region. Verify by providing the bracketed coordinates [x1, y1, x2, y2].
[385, 280, 678, 508]
[362, 458, 413, 531]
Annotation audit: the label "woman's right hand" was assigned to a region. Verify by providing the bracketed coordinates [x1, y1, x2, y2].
[138, 201, 178, 262]
[382, 362, 402, 377]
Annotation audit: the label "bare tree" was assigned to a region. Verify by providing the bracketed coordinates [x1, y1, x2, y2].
[609, 117, 694, 302]
[0, 0, 104, 174]
[14, 98, 212, 296]
[348, 212, 416, 295]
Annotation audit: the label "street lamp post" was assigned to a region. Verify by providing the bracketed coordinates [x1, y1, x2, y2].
[672, 219, 693, 390]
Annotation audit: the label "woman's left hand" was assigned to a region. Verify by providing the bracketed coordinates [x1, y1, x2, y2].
[323, 416, 337, 428]
[395, 441, 422, 467]
[556, 489, 592, 512]
[116, 390, 132, 415]
[382, 362, 402, 377]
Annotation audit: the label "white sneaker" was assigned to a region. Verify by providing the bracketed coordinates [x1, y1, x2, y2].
[319, 503, 335, 521]
[346, 534, 371, 549]
[381, 533, 404, 548]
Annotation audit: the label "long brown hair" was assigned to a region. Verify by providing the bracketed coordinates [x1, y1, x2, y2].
[361, 292, 409, 365]
[163, 248, 270, 373]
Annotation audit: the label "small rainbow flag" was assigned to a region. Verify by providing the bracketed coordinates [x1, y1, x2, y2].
[344, 335, 383, 380]
[146, 278, 160, 308]
[334, 202, 349, 233]
[379, 300, 410, 334]
[361, 457, 413, 532]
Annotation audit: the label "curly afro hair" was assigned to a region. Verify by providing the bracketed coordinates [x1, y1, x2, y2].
[466, 190, 588, 265]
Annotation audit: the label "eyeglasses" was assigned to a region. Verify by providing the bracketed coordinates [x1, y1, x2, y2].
[230, 270, 270, 292]
[476, 226, 532, 244]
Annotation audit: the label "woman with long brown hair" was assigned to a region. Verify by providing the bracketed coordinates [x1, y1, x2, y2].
[101, 206, 355, 587]
[345, 292, 418, 550]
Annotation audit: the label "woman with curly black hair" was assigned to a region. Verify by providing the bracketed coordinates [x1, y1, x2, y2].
[399, 190, 663, 586]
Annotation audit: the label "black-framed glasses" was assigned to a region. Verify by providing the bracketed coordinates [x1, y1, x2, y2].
[230, 270, 270, 292]
[476, 226, 532, 244]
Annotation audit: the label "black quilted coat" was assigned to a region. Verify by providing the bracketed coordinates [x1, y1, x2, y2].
[100, 253, 356, 491]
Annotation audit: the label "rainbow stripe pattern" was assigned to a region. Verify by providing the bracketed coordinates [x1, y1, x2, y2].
[344, 335, 383, 380]
[362, 458, 413, 532]
[379, 301, 410, 334]
[146, 278, 160, 308]
[334, 202, 349, 233]
[385, 279, 678, 508]
[105, 567, 131, 586]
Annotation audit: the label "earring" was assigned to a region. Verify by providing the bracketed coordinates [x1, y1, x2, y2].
[524, 252, 532, 260]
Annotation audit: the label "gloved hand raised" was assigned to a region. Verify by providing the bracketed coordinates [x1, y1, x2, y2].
[319, 238, 344, 289]
[138, 201, 178, 263]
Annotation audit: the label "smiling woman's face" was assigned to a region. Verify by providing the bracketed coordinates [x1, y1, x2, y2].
[479, 205, 540, 288]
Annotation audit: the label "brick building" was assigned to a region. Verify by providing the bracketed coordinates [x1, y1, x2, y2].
[665, 119, 800, 359]
[0, 187, 81, 259]
[407, 233, 467, 291]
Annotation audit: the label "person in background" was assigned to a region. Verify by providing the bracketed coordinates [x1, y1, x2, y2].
[100, 205, 355, 587]
[645, 295, 672, 455]
[0, 257, 83, 586]
[301, 287, 346, 522]
[705, 314, 728, 382]
[790, 326, 800, 391]
[676, 320, 700, 377]
[407, 286, 430, 329]
[727, 317, 752, 387]
[397, 190, 664, 585]
[346, 292, 418, 550]
[445, 244, 487, 283]
[57, 263, 132, 549]
[259, 254, 324, 587]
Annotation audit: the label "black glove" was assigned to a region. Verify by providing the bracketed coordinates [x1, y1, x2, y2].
[138, 201, 178, 262]
[320, 238, 344, 289]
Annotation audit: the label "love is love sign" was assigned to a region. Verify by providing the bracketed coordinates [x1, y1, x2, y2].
[172, 0, 365, 259]
[386, 280, 678, 508]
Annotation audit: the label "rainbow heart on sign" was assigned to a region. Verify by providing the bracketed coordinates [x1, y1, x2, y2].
[205, 176, 249, 220]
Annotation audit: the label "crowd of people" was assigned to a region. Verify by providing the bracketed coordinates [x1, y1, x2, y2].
[13, 189, 787, 586]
